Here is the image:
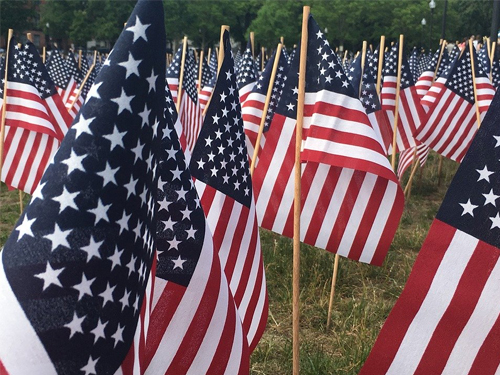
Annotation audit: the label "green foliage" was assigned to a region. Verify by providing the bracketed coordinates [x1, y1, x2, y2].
[0, 0, 36, 39]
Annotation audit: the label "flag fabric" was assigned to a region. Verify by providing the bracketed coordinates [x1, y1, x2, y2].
[396, 142, 430, 180]
[0, 40, 73, 194]
[165, 45, 182, 104]
[198, 56, 216, 112]
[381, 43, 424, 153]
[0, 2, 250, 374]
[492, 57, 500, 89]
[417, 46, 495, 162]
[253, 16, 404, 265]
[177, 50, 203, 152]
[241, 48, 289, 160]
[419, 50, 453, 112]
[408, 47, 421, 82]
[415, 49, 440, 99]
[63, 52, 84, 119]
[46, 50, 73, 105]
[236, 40, 258, 106]
[189, 30, 268, 352]
[360, 86, 500, 375]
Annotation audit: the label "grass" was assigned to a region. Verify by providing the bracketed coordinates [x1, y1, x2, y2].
[0, 152, 459, 374]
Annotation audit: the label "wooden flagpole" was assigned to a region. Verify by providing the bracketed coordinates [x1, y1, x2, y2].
[294, 7, 310, 375]
[197, 49, 204, 93]
[280, 36, 284, 45]
[326, 254, 340, 329]
[359, 41, 367, 95]
[207, 47, 212, 65]
[490, 41, 496, 82]
[249, 43, 283, 176]
[469, 39, 482, 129]
[376, 35, 385, 96]
[42, 46, 46, 64]
[176, 36, 188, 112]
[261, 46, 265, 71]
[68, 51, 98, 112]
[433, 41, 447, 81]
[390, 34, 404, 171]
[404, 147, 419, 198]
[202, 26, 229, 118]
[0, 29, 14, 184]
[78, 50, 82, 70]
[342, 49, 348, 66]
[250, 31, 255, 59]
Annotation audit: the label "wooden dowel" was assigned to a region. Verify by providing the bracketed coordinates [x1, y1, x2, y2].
[326, 254, 340, 329]
[293, 7, 310, 375]
[250, 31, 255, 58]
[197, 50, 204, 93]
[469, 39, 482, 129]
[359, 41, 367, 96]
[391, 35, 404, 171]
[26, 33, 33, 42]
[376, 36, 385, 96]
[490, 41, 496, 82]
[433, 41, 447, 82]
[404, 147, 419, 198]
[250, 43, 283, 176]
[0, 29, 14, 179]
[42, 46, 46, 64]
[176, 36, 188, 112]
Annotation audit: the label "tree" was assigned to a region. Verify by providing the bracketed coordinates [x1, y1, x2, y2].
[0, 0, 35, 40]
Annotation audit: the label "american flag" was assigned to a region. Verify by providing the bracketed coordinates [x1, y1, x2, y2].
[0, 2, 250, 374]
[492, 57, 500, 88]
[253, 16, 404, 265]
[367, 44, 382, 89]
[208, 49, 218, 80]
[360, 87, 500, 375]
[198, 55, 216, 112]
[177, 50, 203, 152]
[396, 141, 430, 180]
[417, 45, 495, 162]
[189, 30, 268, 352]
[236, 41, 257, 105]
[46, 49, 73, 105]
[420, 49, 453, 111]
[165, 45, 182, 104]
[408, 47, 421, 82]
[64, 51, 84, 118]
[381, 42, 424, 153]
[241, 47, 289, 160]
[352, 52, 393, 155]
[415, 48, 440, 99]
[0, 39, 72, 194]
[478, 43, 491, 75]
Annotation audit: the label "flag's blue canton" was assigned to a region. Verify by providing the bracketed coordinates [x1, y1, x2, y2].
[234, 50, 242, 72]
[66, 51, 83, 83]
[418, 49, 431, 75]
[424, 49, 439, 72]
[2, 1, 165, 373]
[164, 82, 178, 126]
[478, 44, 491, 74]
[46, 49, 71, 89]
[436, 49, 450, 78]
[166, 45, 182, 78]
[492, 59, 500, 88]
[182, 51, 198, 104]
[190, 31, 251, 208]
[209, 50, 218, 80]
[200, 56, 213, 88]
[449, 44, 461, 61]
[368, 45, 380, 77]
[155, 83, 203, 287]
[281, 46, 289, 65]
[306, 16, 357, 98]
[274, 40, 299, 119]
[384, 43, 414, 88]
[360, 62, 381, 114]
[287, 47, 296, 67]
[236, 45, 257, 89]
[408, 47, 420, 81]
[7, 39, 57, 98]
[253, 49, 289, 131]
[444, 50, 475, 103]
[436, 88, 500, 248]
[347, 54, 362, 95]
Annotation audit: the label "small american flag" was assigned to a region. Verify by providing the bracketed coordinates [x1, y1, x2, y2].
[236, 41, 257, 105]
[360, 87, 500, 375]
[198, 55, 216, 112]
[189, 30, 268, 352]
[0, 39, 72, 194]
[417, 45, 495, 162]
[166, 45, 182, 104]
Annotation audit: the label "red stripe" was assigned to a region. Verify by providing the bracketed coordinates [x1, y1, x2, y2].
[0, 359, 9, 375]
[414, 241, 500, 375]
[16, 132, 44, 193]
[359, 220, 456, 374]
[231, 209, 255, 304]
[469, 314, 500, 375]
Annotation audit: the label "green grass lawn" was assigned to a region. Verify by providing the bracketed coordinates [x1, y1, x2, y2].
[0, 152, 458, 374]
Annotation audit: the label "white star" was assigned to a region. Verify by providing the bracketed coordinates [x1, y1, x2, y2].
[138, 104, 151, 126]
[35, 262, 63, 291]
[44, 224, 72, 251]
[81, 356, 98, 375]
[126, 15, 150, 43]
[97, 162, 119, 187]
[62, 150, 86, 176]
[146, 69, 158, 92]
[99, 283, 116, 306]
[491, 213, 500, 229]
[172, 255, 186, 270]
[73, 113, 95, 139]
[86, 81, 102, 101]
[89, 198, 111, 224]
[116, 211, 132, 234]
[168, 236, 181, 251]
[65, 312, 85, 339]
[81, 235, 103, 261]
[103, 127, 126, 151]
[483, 189, 499, 206]
[118, 52, 141, 79]
[15, 214, 36, 240]
[286, 103, 295, 111]
[111, 88, 133, 114]
[181, 207, 191, 220]
[108, 247, 124, 270]
[185, 226, 197, 239]
[459, 199, 478, 217]
[90, 318, 107, 343]
[493, 135, 500, 147]
[162, 217, 175, 231]
[111, 324, 125, 347]
[131, 140, 144, 162]
[212, 113, 220, 124]
[477, 166, 494, 182]
[124, 177, 138, 199]
[52, 186, 79, 212]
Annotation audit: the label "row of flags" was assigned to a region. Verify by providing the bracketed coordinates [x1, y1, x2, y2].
[2, 0, 500, 372]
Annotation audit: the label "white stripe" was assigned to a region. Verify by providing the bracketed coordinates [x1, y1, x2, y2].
[386, 230, 478, 375]
[359, 180, 398, 263]
[223, 305, 244, 375]
[314, 168, 353, 250]
[442, 255, 500, 374]
[337, 173, 377, 258]
[0, 258, 58, 374]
